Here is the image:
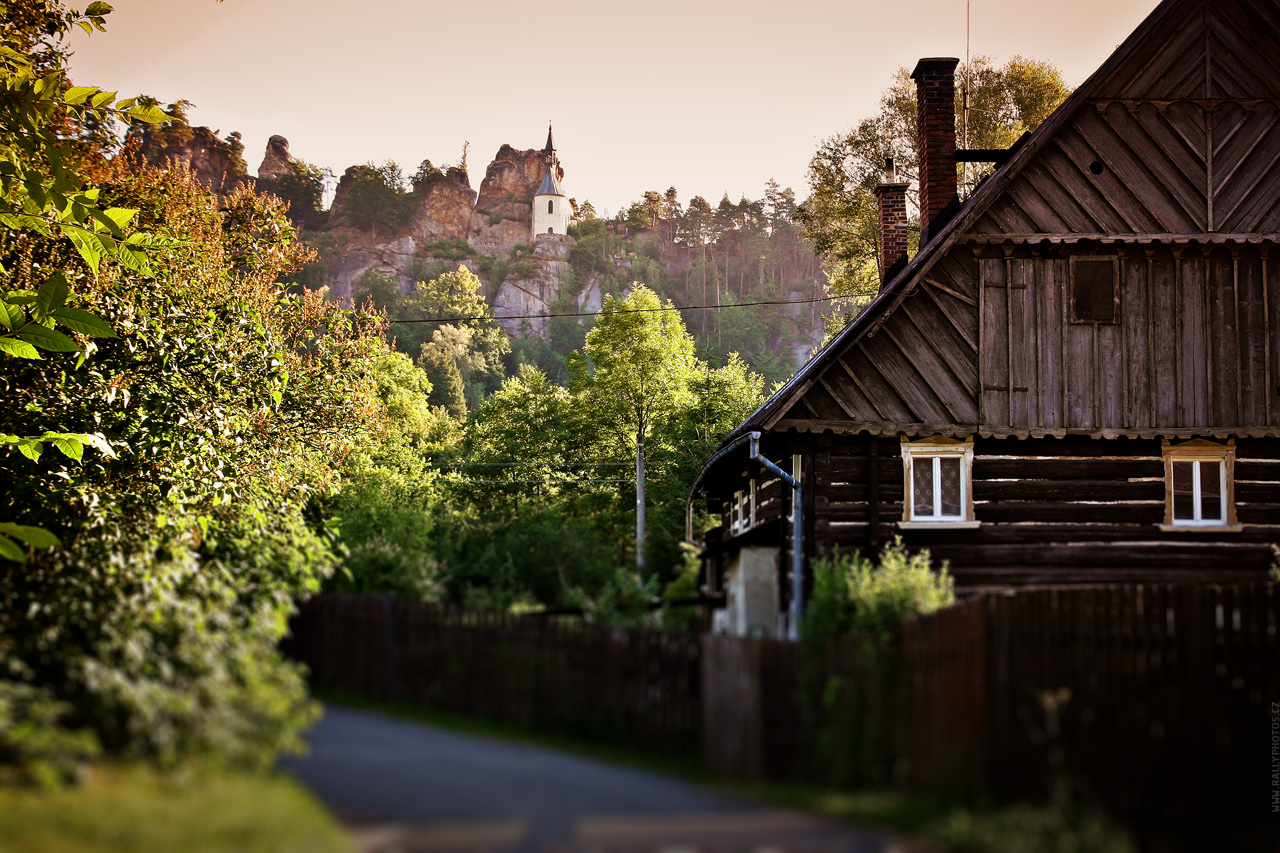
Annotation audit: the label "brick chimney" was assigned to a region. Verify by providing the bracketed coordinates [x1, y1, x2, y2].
[911, 57, 960, 242]
[874, 157, 910, 287]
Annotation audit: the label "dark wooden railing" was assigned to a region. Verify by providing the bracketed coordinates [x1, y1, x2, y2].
[286, 595, 701, 756]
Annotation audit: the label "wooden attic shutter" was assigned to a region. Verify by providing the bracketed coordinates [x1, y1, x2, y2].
[979, 256, 1036, 427]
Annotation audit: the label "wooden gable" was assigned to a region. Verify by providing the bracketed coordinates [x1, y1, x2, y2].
[771, 251, 979, 435]
[973, 0, 1280, 239]
[764, 0, 1280, 441]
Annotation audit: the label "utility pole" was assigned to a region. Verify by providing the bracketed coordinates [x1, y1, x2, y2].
[635, 421, 646, 576]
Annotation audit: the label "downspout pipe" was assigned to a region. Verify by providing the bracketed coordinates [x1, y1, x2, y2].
[747, 432, 804, 641]
[685, 430, 807, 640]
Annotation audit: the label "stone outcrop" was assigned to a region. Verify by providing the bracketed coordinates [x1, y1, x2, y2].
[140, 125, 250, 196]
[492, 234, 573, 337]
[408, 176, 477, 242]
[475, 144, 560, 216]
[271, 138, 580, 335]
[256, 135, 292, 188]
[470, 145, 561, 257]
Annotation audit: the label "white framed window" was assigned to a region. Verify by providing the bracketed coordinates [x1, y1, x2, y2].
[728, 480, 760, 537]
[1161, 440, 1240, 531]
[899, 437, 979, 529]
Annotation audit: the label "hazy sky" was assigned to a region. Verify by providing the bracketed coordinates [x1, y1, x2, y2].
[68, 0, 1159, 215]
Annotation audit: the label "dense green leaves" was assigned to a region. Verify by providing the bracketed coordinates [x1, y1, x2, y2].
[0, 0, 389, 779]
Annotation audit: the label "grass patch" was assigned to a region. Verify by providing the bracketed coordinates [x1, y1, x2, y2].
[0, 764, 349, 853]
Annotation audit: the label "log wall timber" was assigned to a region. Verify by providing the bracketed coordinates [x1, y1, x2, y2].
[757, 431, 1280, 590]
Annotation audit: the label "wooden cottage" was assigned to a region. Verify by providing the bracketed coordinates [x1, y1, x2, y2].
[690, 0, 1280, 638]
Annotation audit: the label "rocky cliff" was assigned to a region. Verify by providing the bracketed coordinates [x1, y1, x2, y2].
[303, 140, 573, 318]
[470, 144, 563, 257]
[140, 124, 251, 196]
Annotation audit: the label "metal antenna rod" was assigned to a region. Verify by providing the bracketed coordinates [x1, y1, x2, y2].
[963, 0, 971, 194]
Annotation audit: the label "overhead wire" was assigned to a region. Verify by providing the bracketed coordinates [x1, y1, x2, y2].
[386, 293, 856, 325]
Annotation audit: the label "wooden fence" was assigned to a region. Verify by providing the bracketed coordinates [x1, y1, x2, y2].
[703, 583, 1278, 848]
[287, 584, 1277, 847]
[286, 595, 701, 755]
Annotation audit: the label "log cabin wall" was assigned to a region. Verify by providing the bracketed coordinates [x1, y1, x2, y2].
[795, 431, 1279, 590]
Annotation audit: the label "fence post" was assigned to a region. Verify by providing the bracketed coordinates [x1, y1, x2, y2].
[986, 593, 1012, 798]
[384, 593, 395, 699]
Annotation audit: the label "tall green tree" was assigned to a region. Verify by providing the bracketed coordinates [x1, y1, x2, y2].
[570, 286, 697, 576]
[336, 161, 414, 235]
[271, 158, 330, 230]
[799, 56, 1070, 300]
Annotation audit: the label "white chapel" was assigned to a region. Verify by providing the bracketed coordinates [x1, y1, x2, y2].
[531, 123, 570, 238]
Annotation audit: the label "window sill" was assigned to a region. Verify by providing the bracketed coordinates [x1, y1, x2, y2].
[1157, 523, 1243, 533]
[897, 520, 982, 530]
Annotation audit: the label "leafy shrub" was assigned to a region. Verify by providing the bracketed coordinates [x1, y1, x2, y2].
[930, 802, 1135, 853]
[802, 538, 954, 644]
[567, 570, 659, 628]
[797, 539, 954, 787]
[0, 682, 99, 789]
[420, 238, 472, 262]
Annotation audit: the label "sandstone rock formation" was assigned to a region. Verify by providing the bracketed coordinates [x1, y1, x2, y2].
[408, 176, 477, 242]
[492, 234, 573, 337]
[256, 135, 292, 188]
[272, 138, 577, 332]
[141, 125, 250, 196]
[470, 144, 560, 257]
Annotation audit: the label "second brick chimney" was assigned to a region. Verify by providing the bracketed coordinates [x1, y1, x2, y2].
[874, 157, 910, 287]
[911, 57, 960, 242]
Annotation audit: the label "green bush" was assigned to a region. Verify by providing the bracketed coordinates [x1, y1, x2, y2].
[797, 539, 954, 787]
[420, 238, 472, 262]
[930, 802, 1135, 853]
[0, 682, 99, 789]
[802, 538, 955, 644]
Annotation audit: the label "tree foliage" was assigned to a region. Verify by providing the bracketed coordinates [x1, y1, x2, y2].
[271, 158, 330, 230]
[798, 56, 1070, 300]
[1, 0, 388, 777]
[336, 161, 415, 235]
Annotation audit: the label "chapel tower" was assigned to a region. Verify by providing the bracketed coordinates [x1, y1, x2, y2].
[531, 123, 570, 237]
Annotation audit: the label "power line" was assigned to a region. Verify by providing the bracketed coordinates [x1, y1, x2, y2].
[387, 294, 853, 325]
[426, 462, 632, 468]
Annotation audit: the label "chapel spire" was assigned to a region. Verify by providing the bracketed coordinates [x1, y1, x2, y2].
[544, 122, 556, 164]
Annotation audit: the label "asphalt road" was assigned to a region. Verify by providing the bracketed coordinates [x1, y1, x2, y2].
[282, 706, 927, 853]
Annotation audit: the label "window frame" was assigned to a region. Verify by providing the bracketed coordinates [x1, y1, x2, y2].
[1160, 440, 1241, 531]
[898, 436, 979, 529]
[1068, 255, 1121, 325]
